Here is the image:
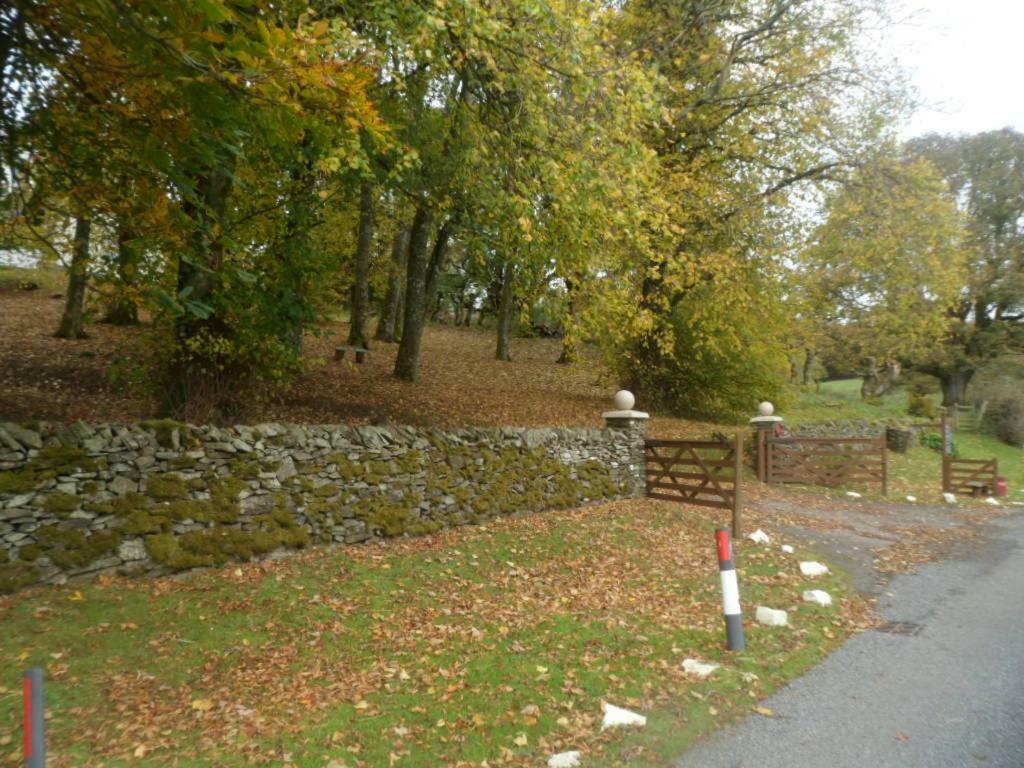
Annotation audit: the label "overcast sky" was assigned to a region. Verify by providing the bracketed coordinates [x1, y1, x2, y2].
[886, 0, 1024, 139]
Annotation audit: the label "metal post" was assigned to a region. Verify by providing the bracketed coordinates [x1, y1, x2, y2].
[24, 668, 45, 768]
[715, 528, 746, 651]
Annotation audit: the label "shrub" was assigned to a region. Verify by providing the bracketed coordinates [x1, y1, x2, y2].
[908, 392, 936, 419]
[987, 395, 1024, 446]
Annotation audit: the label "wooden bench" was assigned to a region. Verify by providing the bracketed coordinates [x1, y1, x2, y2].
[334, 345, 369, 364]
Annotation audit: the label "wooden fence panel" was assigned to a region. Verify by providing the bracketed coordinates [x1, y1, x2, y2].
[942, 456, 999, 496]
[765, 435, 887, 495]
[644, 434, 743, 537]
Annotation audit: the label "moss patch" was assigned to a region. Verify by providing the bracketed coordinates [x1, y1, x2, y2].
[0, 446, 98, 494]
[42, 491, 81, 517]
[144, 474, 187, 500]
[33, 526, 122, 570]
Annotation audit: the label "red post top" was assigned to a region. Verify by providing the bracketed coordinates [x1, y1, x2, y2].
[23, 675, 33, 758]
[716, 529, 732, 563]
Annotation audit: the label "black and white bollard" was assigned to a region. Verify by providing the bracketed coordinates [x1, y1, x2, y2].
[24, 667, 45, 768]
[715, 528, 746, 651]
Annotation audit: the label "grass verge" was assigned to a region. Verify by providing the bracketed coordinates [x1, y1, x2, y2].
[0, 499, 866, 767]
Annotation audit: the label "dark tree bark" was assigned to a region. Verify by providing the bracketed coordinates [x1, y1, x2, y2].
[393, 205, 434, 381]
[557, 276, 578, 364]
[347, 181, 375, 348]
[861, 357, 901, 399]
[375, 225, 409, 342]
[55, 217, 91, 339]
[177, 168, 233, 308]
[102, 225, 139, 325]
[424, 218, 454, 320]
[802, 348, 816, 386]
[495, 260, 516, 362]
[939, 368, 974, 407]
[164, 166, 234, 420]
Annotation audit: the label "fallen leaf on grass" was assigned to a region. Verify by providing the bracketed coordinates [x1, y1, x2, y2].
[752, 706, 775, 717]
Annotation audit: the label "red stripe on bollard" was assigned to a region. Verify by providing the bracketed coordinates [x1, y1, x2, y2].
[23, 675, 33, 759]
[716, 529, 732, 563]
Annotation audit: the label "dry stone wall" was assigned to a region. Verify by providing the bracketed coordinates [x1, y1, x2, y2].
[0, 419, 645, 594]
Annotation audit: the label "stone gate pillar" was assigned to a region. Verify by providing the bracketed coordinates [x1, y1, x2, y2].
[603, 390, 649, 498]
[749, 401, 783, 481]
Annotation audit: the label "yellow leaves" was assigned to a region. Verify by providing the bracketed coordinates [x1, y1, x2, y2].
[69, 590, 85, 601]
[190, 698, 214, 712]
[752, 705, 775, 717]
[512, 732, 529, 747]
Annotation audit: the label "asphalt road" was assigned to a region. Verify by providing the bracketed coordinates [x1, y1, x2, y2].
[678, 511, 1024, 768]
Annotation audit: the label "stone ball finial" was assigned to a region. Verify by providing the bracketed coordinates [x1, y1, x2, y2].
[613, 390, 636, 411]
[758, 401, 774, 417]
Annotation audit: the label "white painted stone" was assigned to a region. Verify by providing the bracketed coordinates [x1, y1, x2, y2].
[802, 589, 832, 606]
[985, 496, 1001, 506]
[781, 544, 794, 554]
[682, 659, 720, 679]
[845, 491, 862, 499]
[756, 606, 788, 627]
[906, 495, 917, 503]
[548, 751, 582, 768]
[613, 390, 636, 411]
[600, 702, 646, 731]
[943, 492, 958, 505]
[799, 561, 829, 577]
[758, 401, 775, 417]
[747, 529, 770, 544]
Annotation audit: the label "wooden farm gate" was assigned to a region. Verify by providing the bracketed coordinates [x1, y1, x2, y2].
[943, 456, 999, 497]
[644, 434, 743, 536]
[762, 435, 888, 495]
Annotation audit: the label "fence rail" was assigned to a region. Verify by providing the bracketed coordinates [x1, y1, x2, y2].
[644, 434, 743, 536]
[762, 435, 887, 495]
[942, 455, 999, 496]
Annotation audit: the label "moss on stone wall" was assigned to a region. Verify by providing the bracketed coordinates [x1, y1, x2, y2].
[0, 446, 98, 494]
[42, 491, 80, 516]
[34, 526, 122, 570]
[0, 423, 638, 592]
[145, 474, 187, 500]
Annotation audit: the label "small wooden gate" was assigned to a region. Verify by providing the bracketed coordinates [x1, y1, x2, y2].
[762, 435, 887, 495]
[644, 434, 743, 536]
[943, 456, 999, 496]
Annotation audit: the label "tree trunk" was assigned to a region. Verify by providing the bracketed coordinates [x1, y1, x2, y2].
[55, 217, 91, 339]
[495, 261, 516, 362]
[802, 348, 816, 386]
[940, 369, 974, 407]
[177, 167, 233, 308]
[103, 225, 139, 325]
[861, 357, 900, 399]
[557, 276, 577, 364]
[347, 181, 375, 348]
[375, 225, 409, 342]
[424, 219, 454, 320]
[394, 206, 434, 381]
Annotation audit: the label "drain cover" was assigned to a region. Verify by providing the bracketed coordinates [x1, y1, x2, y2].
[876, 621, 924, 636]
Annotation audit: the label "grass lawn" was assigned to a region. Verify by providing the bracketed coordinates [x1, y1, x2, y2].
[0, 500, 866, 767]
[786, 377, 913, 424]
